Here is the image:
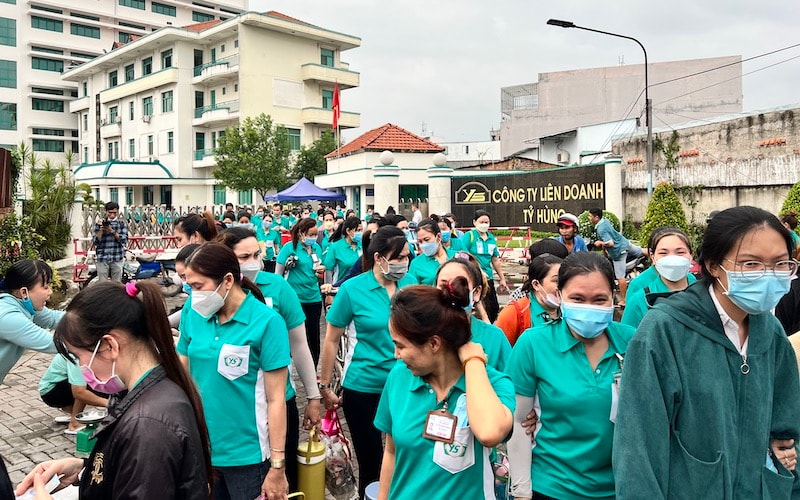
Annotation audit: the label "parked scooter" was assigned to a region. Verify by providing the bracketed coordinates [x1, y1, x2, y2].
[79, 250, 181, 296]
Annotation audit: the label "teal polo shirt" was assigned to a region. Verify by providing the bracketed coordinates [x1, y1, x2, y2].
[460, 229, 499, 278]
[177, 292, 290, 467]
[407, 248, 455, 285]
[446, 238, 467, 253]
[257, 227, 282, 261]
[323, 238, 361, 280]
[374, 361, 516, 500]
[621, 272, 696, 328]
[38, 354, 84, 395]
[625, 266, 657, 300]
[255, 270, 306, 401]
[325, 270, 415, 393]
[276, 242, 323, 303]
[529, 293, 556, 329]
[470, 317, 511, 372]
[508, 320, 635, 499]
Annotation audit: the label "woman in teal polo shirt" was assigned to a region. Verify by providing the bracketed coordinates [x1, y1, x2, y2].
[434, 256, 511, 371]
[438, 215, 466, 252]
[621, 227, 696, 328]
[408, 217, 455, 285]
[375, 283, 515, 500]
[218, 227, 321, 493]
[276, 218, 324, 367]
[318, 226, 415, 499]
[460, 209, 508, 323]
[507, 251, 635, 500]
[317, 210, 337, 252]
[323, 216, 363, 284]
[178, 242, 291, 500]
[256, 213, 282, 274]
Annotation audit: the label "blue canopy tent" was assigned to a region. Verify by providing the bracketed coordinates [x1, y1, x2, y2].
[264, 177, 346, 202]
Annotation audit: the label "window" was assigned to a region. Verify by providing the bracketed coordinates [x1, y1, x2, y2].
[71, 12, 99, 21]
[32, 57, 63, 72]
[33, 139, 64, 152]
[286, 128, 301, 151]
[0, 60, 15, 88]
[82, 81, 88, 97]
[0, 18, 16, 46]
[31, 5, 61, 13]
[322, 89, 334, 109]
[71, 23, 100, 39]
[167, 131, 174, 153]
[234, 83, 238, 92]
[161, 49, 172, 69]
[222, 87, 226, 96]
[213, 184, 225, 205]
[124, 64, 134, 82]
[31, 16, 63, 32]
[126, 186, 134, 206]
[220, 43, 225, 53]
[161, 91, 173, 112]
[71, 52, 96, 60]
[107, 141, 119, 159]
[192, 11, 214, 22]
[0, 0, 16, 4]
[32, 128, 63, 136]
[31, 87, 63, 95]
[128, 101, 134, 120]
[109, 106, 118, 123]
[128, 138, 135, 158]
[152, 2, 176, 16]
[143, 186, 153, 205]
[195, 132, 205, 155]
[32, 98, 64, 112]
[83, 146, 88, 164]
[234, 39, 238, 48]
[320, 48, 334, 68]
[82, 114, 88, 131]
[147, 135, 154, 155]
[119, 32, 133, 43]
[119, 0, 145, 9]
[0, 102, 15, 130]
[142, 96, 153, 116]
[238, 190, 252, 205]
[110, 188, 119, 203]
[142, 57, 152, 75]
[108, 70, 118, 87]
[31, 46, 62, 55]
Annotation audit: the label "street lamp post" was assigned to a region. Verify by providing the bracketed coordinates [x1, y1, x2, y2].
[546, 19, 653, 196]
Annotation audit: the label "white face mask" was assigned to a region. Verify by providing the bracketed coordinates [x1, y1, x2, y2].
[475, 222, 490, 233]
[240, 261, 262, 282]
[191, 276, 230, 319]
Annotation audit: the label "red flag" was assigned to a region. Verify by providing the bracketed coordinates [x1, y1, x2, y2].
[331, 83, 340, 130]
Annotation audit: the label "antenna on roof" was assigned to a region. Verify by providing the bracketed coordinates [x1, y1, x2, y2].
[421, 122, 427, 136]
[618, 55, 624, 66]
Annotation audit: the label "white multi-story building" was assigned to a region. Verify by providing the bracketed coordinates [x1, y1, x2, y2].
[0, 0, 247, 168]
[60, 10, 360, 207]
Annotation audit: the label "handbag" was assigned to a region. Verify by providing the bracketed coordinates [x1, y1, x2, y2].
[319, 409, 357, 500]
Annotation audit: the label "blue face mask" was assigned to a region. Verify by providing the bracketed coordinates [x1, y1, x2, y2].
[262, 220, 272, 229]
[182, 283, 192, 295]
[560, 301, 614, 339]
[403, 229, 414, 242]
[441, 230, 452, 243]
[463, 287, 477, 313]
[720, 268, 791, 314]
[304, 237, 317, 247]
[420, 241, 439, 257]
[352, 231, 363, 244]
[20, 288, 36, 315]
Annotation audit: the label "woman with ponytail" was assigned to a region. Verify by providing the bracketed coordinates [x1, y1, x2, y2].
[16, 280, 212, 499]
[173, 212, 218, 248]
[374, 283, 515, 499]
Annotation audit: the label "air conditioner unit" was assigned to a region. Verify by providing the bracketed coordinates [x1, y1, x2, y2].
[557, 152, 570, 163]
[100, 118, 107, 126]
[142, 115, 151, 123]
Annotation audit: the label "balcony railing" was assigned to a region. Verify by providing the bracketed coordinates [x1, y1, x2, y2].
[194, 100, 240, 119]
[193, 54, 240, 77]
[194, 148, 215, 161]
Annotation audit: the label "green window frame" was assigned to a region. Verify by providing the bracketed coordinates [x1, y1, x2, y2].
[32, 128, 64, 136]
[161, 49, 172, 69]
[322, 89, 334, 110]
[286, 128, 301, 151]
[238, 190, 252, 205]
[192, 11, 214, 22]
[32, 57, 63, 72]
[31, 87, 63, 95]
[71, 23, 100, 39]
[126, 186, 134, 206]
[31, 16, 62, 32]
[320, 48, 334, 68]
[124, 64, 134, 82]
[108, 70, 118, 87]
[0, 102, 16, 130]
[147, 135, 154, 155]
[71, 12, 99, 21]
[0, 60, 15, 88]
[128, 101, 134, 120]
[109, 187, 119, 203]
[32, 98, 64, 112]
[119, 32, 132, 43]
[152, 2, 176, 16]
[32, 139, 64, 152]
[161, 91, 173, 112]
[109, 106, 118, 123]
[142, 96, 153, 116]
[143, 186, 153, 205]
[213, 185, 225, 205]
[142, 57, 152, 75]
[0, 18, 16, 46]
[0, 0, 16, 4]
[167, 131, 174, 153]
[119, 0, 145, 9]
[128, 138, 135, 158]
[82, 146, 88, 164]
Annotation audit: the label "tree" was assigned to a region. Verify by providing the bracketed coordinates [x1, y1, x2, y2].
[213, 114, 291, 199]
[638, 181, 689, 247]
[292, 130, 337, 180]
[781, 181, 800, 215]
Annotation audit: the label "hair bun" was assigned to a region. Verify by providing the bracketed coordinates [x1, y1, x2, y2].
[440, 276, 471, 310]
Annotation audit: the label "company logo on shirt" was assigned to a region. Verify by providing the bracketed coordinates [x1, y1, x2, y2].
[224, 355, 243, 367]
[443, 439, 468, 457]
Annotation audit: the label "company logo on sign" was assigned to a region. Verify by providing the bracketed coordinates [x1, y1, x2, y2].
[224, 355, 243, 367]
[455, 181, 490, 204]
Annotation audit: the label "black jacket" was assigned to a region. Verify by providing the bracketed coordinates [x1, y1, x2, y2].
[80, 365, 209, 499]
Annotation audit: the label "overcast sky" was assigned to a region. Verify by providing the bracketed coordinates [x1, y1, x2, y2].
[251, 0, 800, 143]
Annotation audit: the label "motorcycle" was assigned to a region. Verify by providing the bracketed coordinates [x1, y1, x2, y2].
[79, 250, 181, 297]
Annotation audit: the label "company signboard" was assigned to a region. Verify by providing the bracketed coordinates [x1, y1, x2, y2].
[450, 165, 606, 231]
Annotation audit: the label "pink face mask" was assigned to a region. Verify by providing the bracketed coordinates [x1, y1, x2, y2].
[80, 339, 127, 394]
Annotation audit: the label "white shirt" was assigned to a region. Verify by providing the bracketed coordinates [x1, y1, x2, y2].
[412, 209, 422, 224]
[708, 284, 749, 356]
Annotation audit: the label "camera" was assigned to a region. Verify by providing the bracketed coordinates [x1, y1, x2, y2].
[102, 218, 110, 227]
[285, 255, 299, 270]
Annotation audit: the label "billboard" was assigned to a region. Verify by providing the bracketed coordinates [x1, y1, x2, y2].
[451, 165, 606, 231]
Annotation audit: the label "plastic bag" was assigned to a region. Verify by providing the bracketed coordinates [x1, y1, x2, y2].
[319, 409, 357, 500]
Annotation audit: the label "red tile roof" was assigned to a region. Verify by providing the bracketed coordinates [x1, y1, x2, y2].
[183, 20, 222, 32]
[326, 123, 444, 158]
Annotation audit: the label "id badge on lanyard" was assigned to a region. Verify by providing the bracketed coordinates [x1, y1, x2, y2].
[423, 400, 458, 444]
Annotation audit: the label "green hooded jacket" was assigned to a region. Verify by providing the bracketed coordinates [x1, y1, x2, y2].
[613, 281, 800, 499]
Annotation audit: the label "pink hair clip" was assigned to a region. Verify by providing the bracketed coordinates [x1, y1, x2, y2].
[125, 281, 139, 297]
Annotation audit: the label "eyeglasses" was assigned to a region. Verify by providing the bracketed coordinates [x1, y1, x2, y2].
[722, 258, 798, 279]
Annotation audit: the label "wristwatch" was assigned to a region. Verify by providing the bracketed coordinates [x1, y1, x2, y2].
[269, 458, 286, 469]
[318, 383, 332, 391]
